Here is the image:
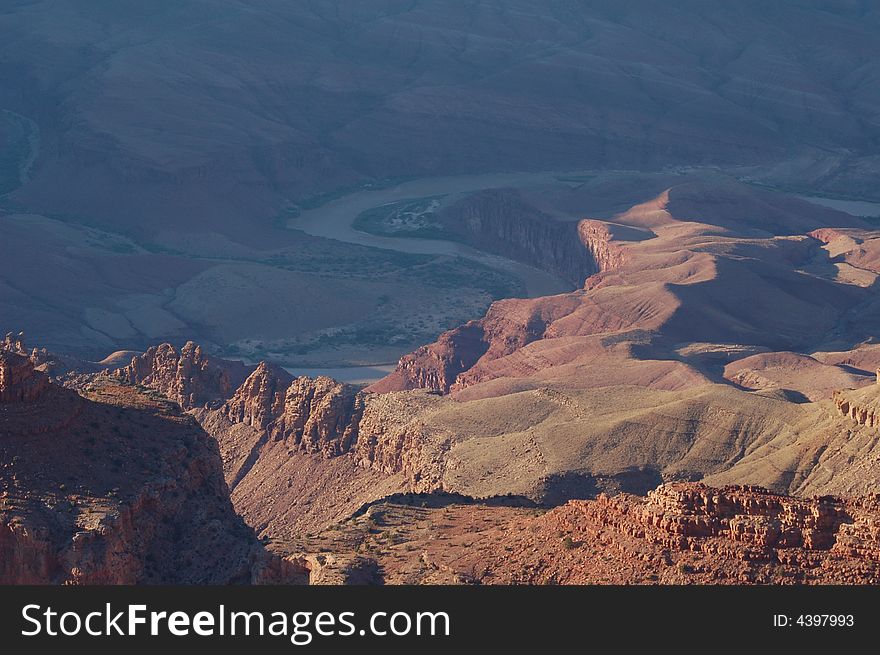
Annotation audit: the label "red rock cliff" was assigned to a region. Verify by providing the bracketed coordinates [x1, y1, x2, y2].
[439, 189, 598, 287]
[118, 346, 370, 459]
[0, 351, 49, 403]
[1, 369, 303, 584]
[479, 482, 880, 584]
[116, 341, 249, 409]
[833, 371, 880, 428]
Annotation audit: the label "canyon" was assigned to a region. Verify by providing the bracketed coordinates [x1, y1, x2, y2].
[4, 1, 880, 365]
[4, 2, 880, 587]
[1, 336, 304, 584]
[6, 171, 880, 584]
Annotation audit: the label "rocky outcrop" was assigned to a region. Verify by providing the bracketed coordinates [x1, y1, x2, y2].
[439, 189, 597, 287]
[223, 363, 367, 457]
[438, 190, 635, 290]
[367, 293, 583, 395]
[370, 322, 490, 394]
[592, 483, 850, 553]
[115, 341, 249, 410]
[0, 351, 49, 403]
[223, 362, 292, 430]
[115, 344, 422, 467]
[1, 369, 304, 584]
[487, 482, 880, 583]
[577, 220, 630, 281]
[1, 332, 28, 355]
[833, 394, 880, 428]
[354, 391, 452, 489]
[269, 376, 365, 456]
[832, 371, 880, 428]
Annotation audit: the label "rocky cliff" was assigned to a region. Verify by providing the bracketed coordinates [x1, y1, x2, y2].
[369, 322, 490, 394]
[268, 375, 365, 456]
[0, 350, 49, 403]
[223, 361, 292, 430]
[493, 482, 880, 583]
[367, 292, 584, 394]
[589, 483, 850, 553]
[117, 343, 448, 468]
[438, 189, 636, 290]
[115, 341, 249, 410]
[439, 189, 598, 287]
[833, 372, 880, 428]
[283, 482, 880, 585]
[1, 345, 303, 584]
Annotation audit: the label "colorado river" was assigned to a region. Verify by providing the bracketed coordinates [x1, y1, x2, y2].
[287, 171, 578, 298]
[795, 194, 880, 218]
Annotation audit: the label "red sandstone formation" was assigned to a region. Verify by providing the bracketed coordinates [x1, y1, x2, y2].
[0, 351, 49, 403]
[118, 348, 368, 459]
[833, 372, 880, 428]
[115, 341, 249, 410]
[577, 219, 631, 278]
[489, 483, 880, 583]
[267, 375, 364, 456]
[288, 482, 880, 585]
[223, 361, 292, 430]
[370, 322, 490, 394]
[587, 483, 849, 552]
[1, 351, 304, 584]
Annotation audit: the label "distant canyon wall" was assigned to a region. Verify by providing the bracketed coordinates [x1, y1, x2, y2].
[439, 189, 602, 287]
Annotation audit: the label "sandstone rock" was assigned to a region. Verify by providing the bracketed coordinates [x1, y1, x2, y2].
[438, 189, 597, 287]
[223, 361, 292, 430]
[115, 341, 249, 410]
[1, 374, 301, 584]
[480, 483, 880, 583]
[0, 351, 49, 403]
[577, 219, 630, 279]
[833, 377, 880, 428]
[269, 376, 364, 456]
[370, 322, 489, 394]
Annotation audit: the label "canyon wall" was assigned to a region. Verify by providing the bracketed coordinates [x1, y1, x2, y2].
[594, 483, 850, 553]
[439, 189, 598, 287]
[113, 345, 444, 484]
[439, 189, 632, 290]
[115, 341, 250, 410]
[369, 199, 635, 395]
[1, 343, 303, 584]
[833, 370, 880, 428]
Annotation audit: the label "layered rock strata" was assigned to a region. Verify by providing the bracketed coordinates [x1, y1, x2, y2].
[1, 353, 303, 584]
[833, 371, 880, 428]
